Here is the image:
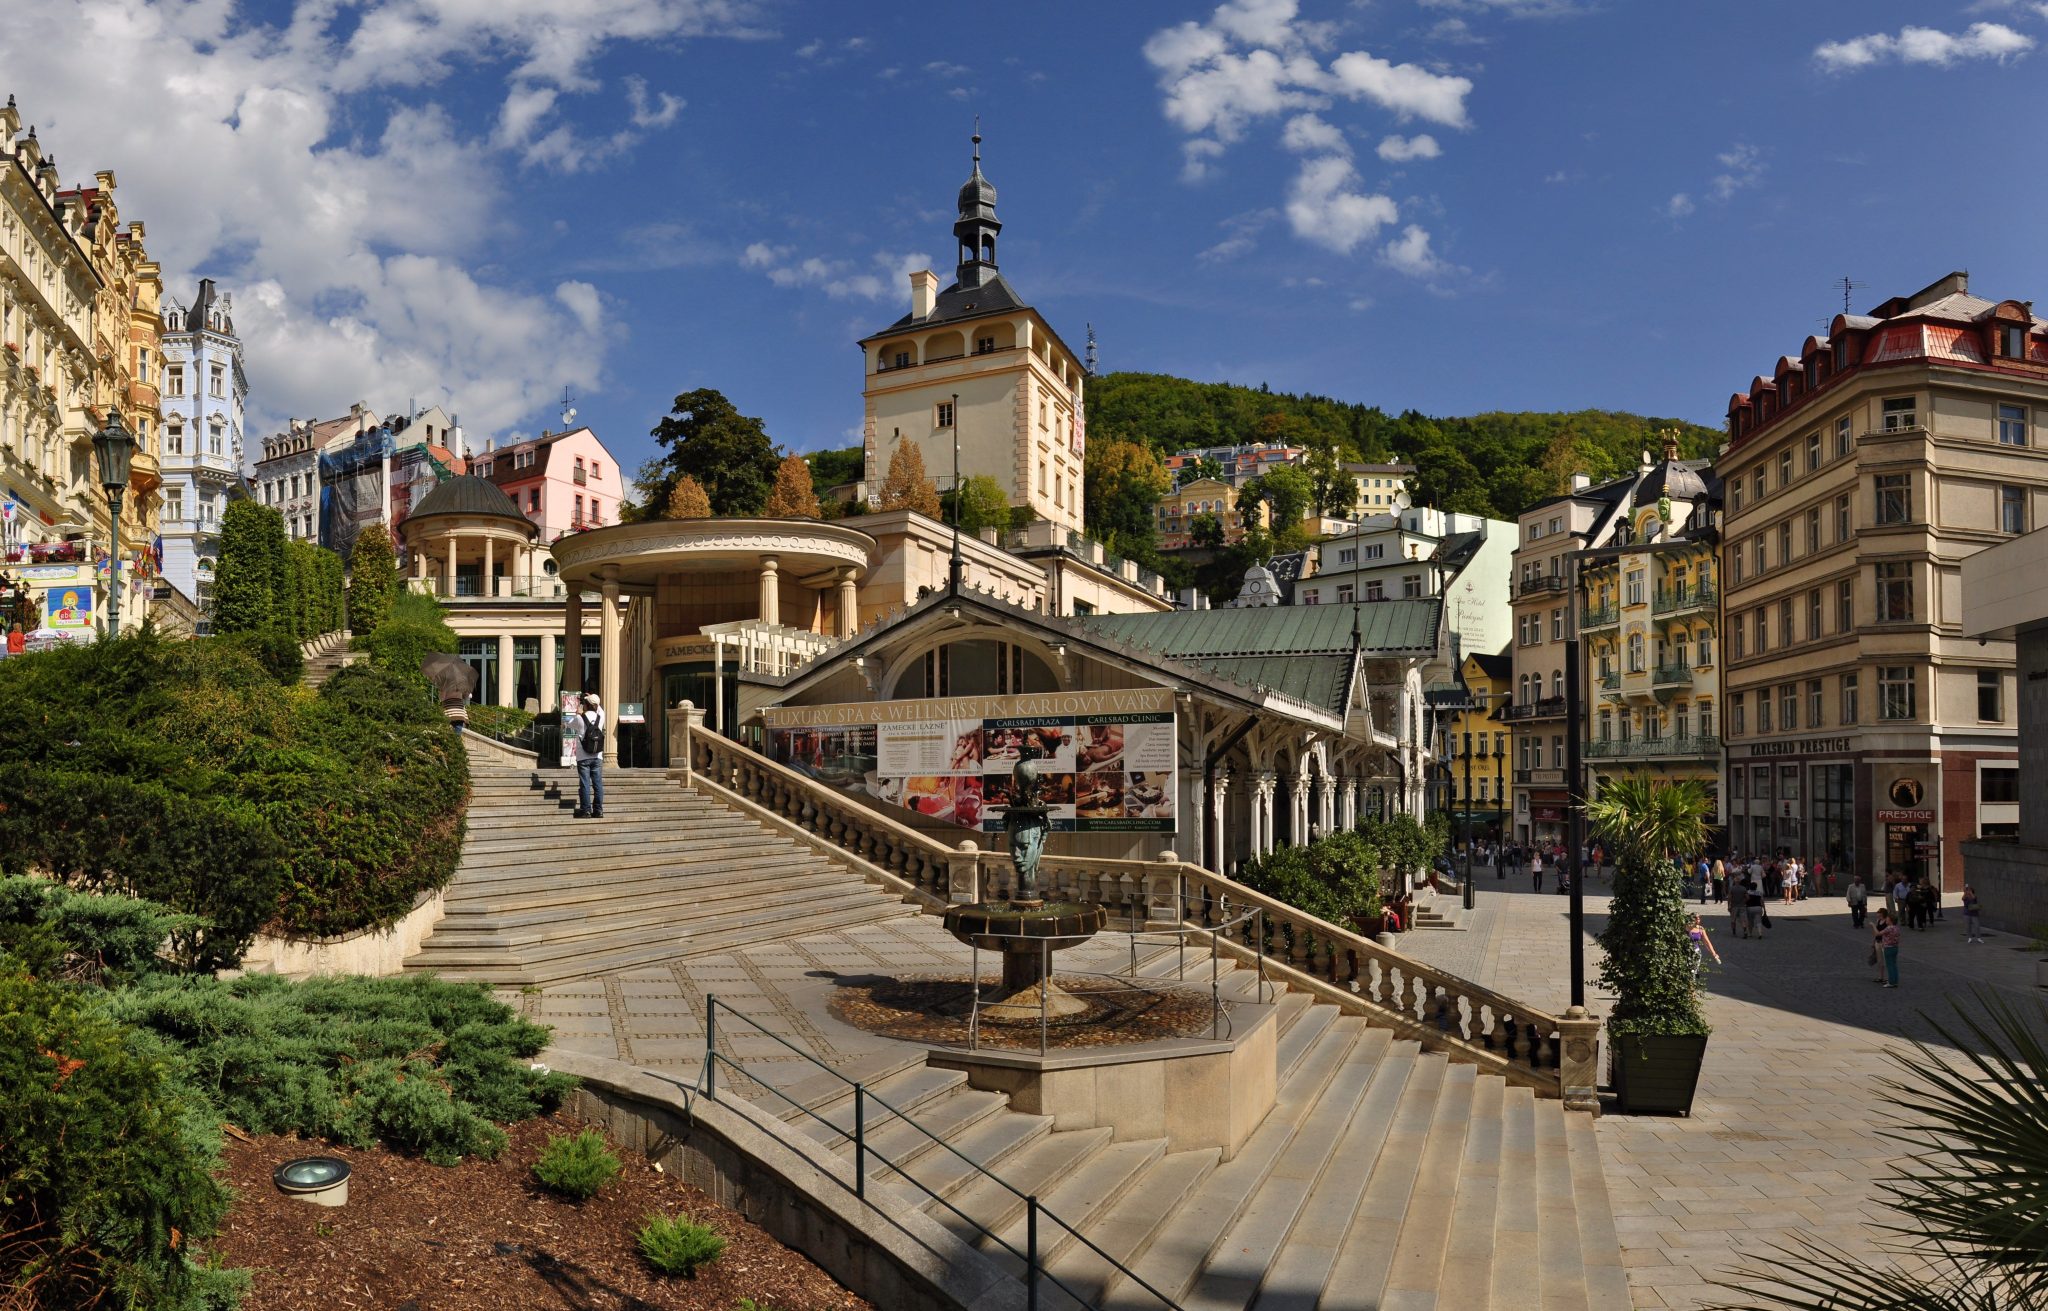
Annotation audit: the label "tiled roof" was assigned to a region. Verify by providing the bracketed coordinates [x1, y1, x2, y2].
[1075, 600, 1442, 657]
[864, 272, 1030, 339]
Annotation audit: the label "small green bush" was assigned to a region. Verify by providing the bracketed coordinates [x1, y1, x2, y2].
[0, 876, 197, 984]
[636, 1212, 726, 1277]
[215, 623, 304, 683]
[532, 1128, 623, 1200]
[0, 965, 247, 1311]
[355, 590, 458, 689]
[1236, 831, 1385, 925]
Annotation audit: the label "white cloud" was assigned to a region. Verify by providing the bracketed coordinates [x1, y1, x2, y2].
[1815, 22, 2033, 71]
[742, 247, 934, 301]
[1282, 113, 1349, 155]
[1199, 208, 1279, 263]
[0, 0, 765, 440]
[1327, 52, 1473, 127]
[1376, 133, 1441, 162]
[1378, 224, 1464, 281]
[1663, 193, 1696, 219]
[1709, 142, 1765, 201]
[1182, 139, 1229, 182]
[1420, 0, 1586, 15]
[1286, 156, 1399, 254]
[924, 60, 973, 79]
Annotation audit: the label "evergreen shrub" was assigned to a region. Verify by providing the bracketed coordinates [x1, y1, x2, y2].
[1236, 830, 1385, 925]
[356, 589, 458, 688]
[347, 524, 399, 637]
[1588, 778, 1711, 1039]
[531, 1128, 623, 1200]
[636, 1213, 726, 1277]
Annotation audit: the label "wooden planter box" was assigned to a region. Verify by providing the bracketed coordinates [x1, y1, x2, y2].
[1608, 1031, 1708, 1116]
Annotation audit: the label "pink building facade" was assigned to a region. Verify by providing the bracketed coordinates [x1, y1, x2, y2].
[474, 426, 623, 545]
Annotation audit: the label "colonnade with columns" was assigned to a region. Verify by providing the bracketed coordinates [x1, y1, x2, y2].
[560, 566, 624, 763]
[1200, 761, 1408, 873]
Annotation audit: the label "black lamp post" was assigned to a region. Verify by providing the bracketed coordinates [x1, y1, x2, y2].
[947, 390, 963, 593]
[92, 409, 136, 636]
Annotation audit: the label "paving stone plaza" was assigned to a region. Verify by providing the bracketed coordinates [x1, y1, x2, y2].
[508, 869, 2045, 1311]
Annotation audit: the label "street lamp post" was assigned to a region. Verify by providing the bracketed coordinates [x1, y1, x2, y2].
[1461, 713, 1476, 910]
[92, 409, 136, 637]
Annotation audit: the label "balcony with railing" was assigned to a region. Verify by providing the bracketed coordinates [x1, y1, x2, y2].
[1581, 601, 1618, 629]
[407, 573, 569, 601]
[1516, 574, 1566, 598]
[1597, 670, 1620, 691]
[1584, 735, 1723, 761]
[1501, 696, 1566, 722]
[1652, 583, 1717, 616]
[1651, 663, 1694, 689]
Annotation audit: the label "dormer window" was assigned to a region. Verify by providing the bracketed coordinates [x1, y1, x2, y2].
[1834, 337, 1852, 371]
[2000, 324, 2028, 359]
[1804, 359, 1818, 390]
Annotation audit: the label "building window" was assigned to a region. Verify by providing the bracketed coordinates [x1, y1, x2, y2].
[1780, 683, 1797, 730]
[1983, 766, 2019, 804]
[1779, 450, 1793, 488]
[1778, 521, 1793, 566]
[1697, 632, 1713, 666]
[1364, 579, 1383, 601]
[574, 494, 584, 523]
[1731, 612, 1745, 659]
[1551, 735, 1564, 768]
[1406, 575, 1424, 599]
[528, 489, 540, 511]
[1806, 432, 1821, 471]
[1757, 692, 1772, 733]
[1730, 693, 1746, 735]
[936, 401, 954, 428]
[1808, 588, 1823, 640]
[1780, 597, 1795, 647]
[1551, 670, 1563, 699]
[1875, 474, 1912, 525]
[1806, 508, 1821, 555]
[1549, 607, 1562, 639]
[1752, 535, 1765, 575]
[975, 335, 996, 355]
[209, 363, 224, 398]
[1837, 579, 1854, 632]
[1841, 672, 1859, 724]
[1627, 633, 1645, 672]
[2002, 485, 2027, 535]
[1730, 549, 1744, 585]
[166, 489, 182, 521]
[167, 365, 184, 397]
[1979, 669, 2004, 722]
[167, 422, 183, 455]
[1625, 569, 1644, 605]
[1337, 547, 1356, 564]
[207, 421, 223, 456]
[1879, 666, 1916, 720]
[1753, 606, 1769, 654]
[1998, 404, 2027, 447]
[1809, 678, 1824, 727]
[1364, 544, 1383, 559]
[1834, 492, 1850, 542]
[1836, 414, 1853, 457]
[1876, 561, 1913, 623]
[1881, 396, 1916, 431]
[1752, 467, 1765, 503]
[1335, 584, 1354, 603]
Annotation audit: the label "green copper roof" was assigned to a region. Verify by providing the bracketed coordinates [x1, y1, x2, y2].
[1191, 656, 1350, 716]
[1074, 601, 1442, 659]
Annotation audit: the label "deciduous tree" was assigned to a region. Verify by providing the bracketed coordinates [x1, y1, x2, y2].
[646, 388, 780, 516]
[663, 475, 712, 520]
[761, 455, 822, 519]
[950, 474, 1012, 535]
[876, 440, 941, 517]
[1083, 438, 1170, 558]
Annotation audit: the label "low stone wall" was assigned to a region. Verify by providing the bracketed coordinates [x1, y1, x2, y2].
[547, 1050, 1025, 1311]
[237, 888, 444, 978]
[1959, 839, 2048, 937]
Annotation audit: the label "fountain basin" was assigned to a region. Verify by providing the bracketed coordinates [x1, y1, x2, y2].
[941, 900, 1109, 1021]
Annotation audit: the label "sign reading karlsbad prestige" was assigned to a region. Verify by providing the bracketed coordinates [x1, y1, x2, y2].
[763, 690, 1177, 834]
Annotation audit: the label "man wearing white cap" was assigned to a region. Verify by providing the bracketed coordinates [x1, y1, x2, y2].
[572, 691, 606, 819]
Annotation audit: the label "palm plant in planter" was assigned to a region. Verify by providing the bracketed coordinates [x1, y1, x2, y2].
[1586, 777, 1711, 1115]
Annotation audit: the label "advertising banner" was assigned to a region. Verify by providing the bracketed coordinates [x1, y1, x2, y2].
[764, 689, 1176, 834]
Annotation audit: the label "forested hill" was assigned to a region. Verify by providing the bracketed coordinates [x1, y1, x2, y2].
[1083, 371, 1723, 522]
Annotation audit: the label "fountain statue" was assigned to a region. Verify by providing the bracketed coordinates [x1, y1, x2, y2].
[941, 750, 1107, 1021]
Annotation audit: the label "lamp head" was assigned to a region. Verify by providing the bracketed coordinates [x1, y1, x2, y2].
[93, 408, 136, 495]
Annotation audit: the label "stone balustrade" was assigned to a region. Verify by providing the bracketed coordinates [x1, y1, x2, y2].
[677, 728, 1598, 1105]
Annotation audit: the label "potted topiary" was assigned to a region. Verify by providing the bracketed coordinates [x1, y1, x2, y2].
[1588, 777, 1713, 1115]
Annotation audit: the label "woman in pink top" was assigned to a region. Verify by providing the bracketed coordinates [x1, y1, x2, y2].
[1878, 915, 1902, 988]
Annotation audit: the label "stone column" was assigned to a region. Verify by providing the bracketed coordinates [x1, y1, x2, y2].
[540, 632, 558, 705]
[838, 568, 859, 638]
[667, 700, 703, 782]
[483, 536, 494, 598]
[758, 555, 780, 627]
[413, 550, 426, 581]
[1254, 771, 1277, 857]
[1338, 775, 1356, 830]
[1292, 773, 1311, 846]
[600, 568, 622, 764]
[495, 633, 514, 706]
[1210, 768, 1232, 874]
[1317, 774, 1336, 835]
[1559, 1006, 1603, 1116]
[949, 839, 982, 905]
[562, 589, 583, 694]
[446, 533, 458, 598]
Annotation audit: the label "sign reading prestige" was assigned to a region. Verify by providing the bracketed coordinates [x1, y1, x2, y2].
[764, 690, 1177, 834]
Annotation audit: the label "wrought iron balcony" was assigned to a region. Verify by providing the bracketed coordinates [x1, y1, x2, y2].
[1501, 696, 1567, 721]
[1653, 583, 1718, 615]
[1598, 671, 1620, 690]
[1582, 602, 1619, 629]
[1517, 574, 1567, 598]
[1584, 735, 1723, 761]
[1651, 663, 1695, 688]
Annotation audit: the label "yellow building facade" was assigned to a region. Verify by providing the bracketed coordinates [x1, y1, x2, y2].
[860, 136, 1085, 536]
[1446, 650, 1511, 833]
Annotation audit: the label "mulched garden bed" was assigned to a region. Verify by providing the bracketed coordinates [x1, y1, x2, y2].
[211, 1112, 872, 1311]
[826, 973, 1229, 1051]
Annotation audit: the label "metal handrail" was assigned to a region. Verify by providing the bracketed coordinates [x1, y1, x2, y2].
[699, 996, 1186, 1310]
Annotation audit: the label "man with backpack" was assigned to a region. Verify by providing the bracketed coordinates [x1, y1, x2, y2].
[573, 691, 606, 819]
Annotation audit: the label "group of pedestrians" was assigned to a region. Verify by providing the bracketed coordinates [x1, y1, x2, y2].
[1494, 841, 1605, 894]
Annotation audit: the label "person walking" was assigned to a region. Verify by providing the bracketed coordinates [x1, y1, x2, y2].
[571, 690, 606, 819]
[1530, 848, 1544, 893]
[1869, 909, 1892, 982]
[1688, 913, 1722, 977]
[1878, 912, 1902, 988]
[440, 690, 468, 737]
[1696, 855, 1714, 905]
[1846, 874, 1869, 929]
[1727, 867, 1749, 938]
[1961, 883, 1983, 942]
[5, 623, 22, 657]
[1710, 855, 1727, 902]
[1889, 874, 1911, 923]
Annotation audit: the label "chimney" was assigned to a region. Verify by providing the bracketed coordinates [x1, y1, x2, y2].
[1570, 472, 1591, 493]
[910, 269, 940, 320]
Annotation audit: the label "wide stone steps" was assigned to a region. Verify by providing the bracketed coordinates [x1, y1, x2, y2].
[407, 766, 917, 983]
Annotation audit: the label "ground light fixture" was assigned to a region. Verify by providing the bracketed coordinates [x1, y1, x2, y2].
[273, 1155, 352, 1207]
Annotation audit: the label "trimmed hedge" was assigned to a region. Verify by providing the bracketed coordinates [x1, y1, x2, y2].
[354, 588, 458, 689]
[348, 524, 399, 637]
[0, 629, 467, 955]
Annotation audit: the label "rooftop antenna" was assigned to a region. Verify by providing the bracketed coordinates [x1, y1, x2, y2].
[1838, 276, 1866, 316]
[1085, 323, 1098, 377]
[560, 385, 577, 429]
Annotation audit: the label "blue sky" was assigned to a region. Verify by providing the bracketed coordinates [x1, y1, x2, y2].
[9, 1, 2047, 480]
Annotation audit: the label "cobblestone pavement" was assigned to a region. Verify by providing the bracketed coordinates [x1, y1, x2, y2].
[1401, 873, 2048, 1310]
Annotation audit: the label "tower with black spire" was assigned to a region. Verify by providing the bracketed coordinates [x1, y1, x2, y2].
[857, 130, 1088, 538]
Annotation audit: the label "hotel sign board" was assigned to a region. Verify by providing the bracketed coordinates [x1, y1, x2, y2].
[1743, 737, 1851, 757]
[764, 690, 1177, 833]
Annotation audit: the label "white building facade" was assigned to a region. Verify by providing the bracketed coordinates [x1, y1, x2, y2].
[155, 279, 247, 621]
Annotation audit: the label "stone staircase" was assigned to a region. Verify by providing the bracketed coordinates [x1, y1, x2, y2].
[774, 950, 1628, 1311]
[299, 630, 359, 689]
[405, 765, 922, 984]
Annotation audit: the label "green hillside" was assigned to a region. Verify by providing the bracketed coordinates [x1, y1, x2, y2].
[1082, 371, 1723, 523]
